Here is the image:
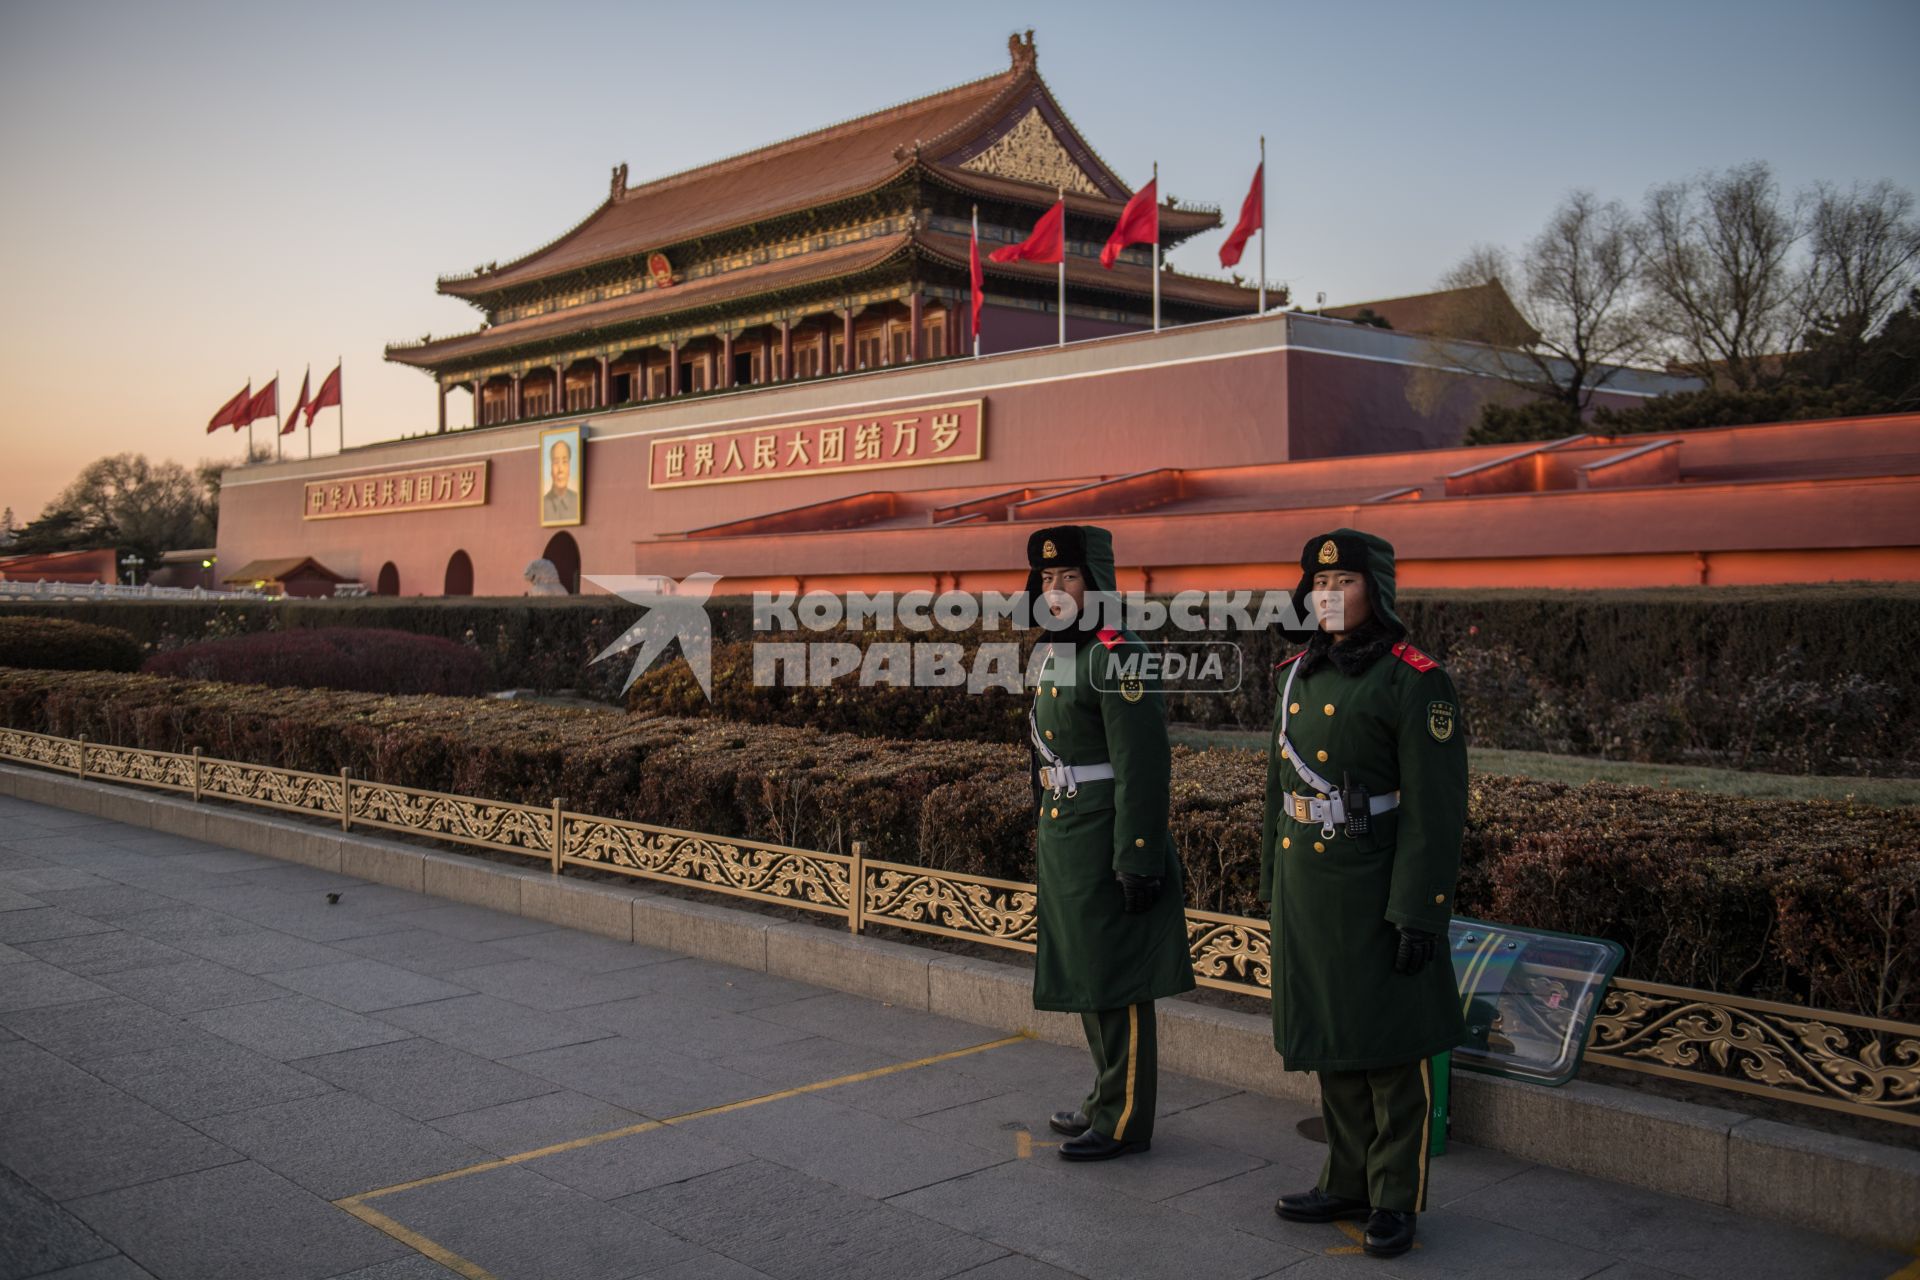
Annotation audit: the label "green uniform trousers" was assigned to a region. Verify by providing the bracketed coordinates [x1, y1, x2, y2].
[1079, 1002, 1157, 1142]
[1315, 1058, 1435, 1213]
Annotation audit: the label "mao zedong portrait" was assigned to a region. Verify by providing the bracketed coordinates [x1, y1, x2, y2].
[541, 427, 583, 526]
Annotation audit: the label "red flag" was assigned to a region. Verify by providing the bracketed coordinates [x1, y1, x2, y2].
[207, 383, 250, 433]
[1219, 162, 1263, 268]
[306, 362, 341, 426]
[989, 200, 1064, 265]
[243, 377, 278, 426]
[1100, 178, 1159, 269]
[283, 371, 310, 435]
[970, 217, 984, 338]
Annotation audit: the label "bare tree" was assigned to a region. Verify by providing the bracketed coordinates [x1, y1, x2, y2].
[1639, 161, 1805, 390]
[1805, 179, 1920, 354]
[1413, 191, 1648, 418]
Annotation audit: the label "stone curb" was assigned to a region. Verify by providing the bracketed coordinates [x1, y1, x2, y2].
[4, 761, 1916, 1249]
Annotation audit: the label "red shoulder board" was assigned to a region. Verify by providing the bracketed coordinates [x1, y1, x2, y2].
[1272, 651, 1305, 669]
[1095, 628, 1124, 650]
[1392, 641, 1437, 672]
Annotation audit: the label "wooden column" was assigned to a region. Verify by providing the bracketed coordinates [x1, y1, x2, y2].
[780, 321, 793, 382]
[597, 356, 609, 407]
[909, 293, 923, 362]
[719, 333, 735, 389]
[553, 364, 565, 414]
[472, 379, 483, 426]
[510, 373, 523, 420]
[437, 381, 447, 433]
[668, 343, 680, 396]
[841, 310, 854, 371]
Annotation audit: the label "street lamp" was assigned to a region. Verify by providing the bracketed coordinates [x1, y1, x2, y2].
[120, 553, 146, 586]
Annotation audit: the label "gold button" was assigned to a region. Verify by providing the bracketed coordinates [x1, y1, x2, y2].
[1134, 838, 1145, 848]
[1435, 893, 1447, 904]
[1316, 791, 1327, 800]
[1313, 841, 1326, 853]
[1049, 807, 1059, 818]
[1281, 837, 1291, 849]
[1044, 730, 1054, 740]
[1049, 687, 1058, 698]
[1315, 750, 1328, 763]
[1280, 747, 1289, 759]
[1323, 703, 1335, 716]
[1289, 702, 1300, 714]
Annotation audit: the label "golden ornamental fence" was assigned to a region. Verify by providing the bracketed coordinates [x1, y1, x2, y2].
[3, 725, 1915, 1129]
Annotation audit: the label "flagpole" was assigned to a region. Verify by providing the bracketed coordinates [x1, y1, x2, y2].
[1151, 162, 1161, 333]
[1056, 187, 1065, 347]
[273, 370, 281, 462]
[337, 356, 344, 455]
[304, 364, 312, 460]
[971, 205, 981, 360]
[1258, 136, 1268, 314]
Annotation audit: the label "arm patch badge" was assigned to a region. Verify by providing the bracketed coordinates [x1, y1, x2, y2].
[1427, 701, 1456, 742]
[1120, 679, 1145, 703]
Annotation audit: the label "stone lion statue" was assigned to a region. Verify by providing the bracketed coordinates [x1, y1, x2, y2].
[523, 558, 567, 596]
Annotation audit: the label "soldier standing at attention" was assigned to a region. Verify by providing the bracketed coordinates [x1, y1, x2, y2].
[1025, 524, 1196, 1161]
[1263, 528, 1468, 1258]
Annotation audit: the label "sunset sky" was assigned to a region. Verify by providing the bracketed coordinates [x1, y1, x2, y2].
[2, 0, 1915, 530]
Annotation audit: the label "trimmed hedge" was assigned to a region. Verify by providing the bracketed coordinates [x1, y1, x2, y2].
[0, 617, 142, 672]
[140, 628, 491, 696]
[5, 585, 1917, 772]
[2, 667, 1913, 1020]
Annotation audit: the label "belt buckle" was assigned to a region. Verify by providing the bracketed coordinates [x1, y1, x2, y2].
[1290, 795, 1308, 822]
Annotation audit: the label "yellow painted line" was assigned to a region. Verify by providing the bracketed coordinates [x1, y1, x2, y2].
[1884, 1254, 1920, 1280]
[1014, 1132, 1062, 1158]
[1334, 1221, 1365, 1244]
[1323, 1218, 1420, 1256]
[336, 1197, 498, 1280]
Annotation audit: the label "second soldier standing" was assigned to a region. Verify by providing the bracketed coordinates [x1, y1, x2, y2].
[1025, 524, 1196, 1160]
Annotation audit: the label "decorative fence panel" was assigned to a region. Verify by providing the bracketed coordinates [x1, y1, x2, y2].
[2, 725, 1914, 1128]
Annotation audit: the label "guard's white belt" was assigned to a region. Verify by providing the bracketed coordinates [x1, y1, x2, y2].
[1286, 790, 1401, 827]
[1040, 763, 1115, 794]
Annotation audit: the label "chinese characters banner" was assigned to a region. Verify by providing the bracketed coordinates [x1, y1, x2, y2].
[304, 461, 489, 519]
[648, 399, 984, 489]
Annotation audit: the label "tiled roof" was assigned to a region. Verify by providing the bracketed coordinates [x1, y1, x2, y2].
[221, 556, 348, 585]
[391, 235, 916, 367]
[1323, 281, 1535, 342]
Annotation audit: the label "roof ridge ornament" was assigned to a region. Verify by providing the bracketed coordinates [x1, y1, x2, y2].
[1008, 29, 1035, 69]
[610, 162, 628, 199]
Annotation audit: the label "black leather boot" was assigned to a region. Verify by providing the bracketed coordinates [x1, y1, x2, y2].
[1363, 1208, 1417, 1257]
[1274, 1187, 1370, 1223]
[1057, 1129, 1149, 1161]
[1048, 1109, 1090, 1137]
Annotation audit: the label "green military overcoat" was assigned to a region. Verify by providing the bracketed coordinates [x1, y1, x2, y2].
[1259, 530, 1469, 1072]
[1029, 531, 1196, 1013]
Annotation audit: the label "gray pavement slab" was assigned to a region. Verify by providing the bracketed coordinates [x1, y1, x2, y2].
[0, 885, 45, 912]
[31, 885, 184, 920]
[0, 1084, 242, 1201]
[23, 1257, 159, 1280]
[0, 958, 113, 1012]
[378, 902, 557, 943]
[479, 929, 679, 973]
[83, 1036, 336, 1122]
[187, 994, 414, 1060]
[742, 990, 1002, 1058]
[190, 1091, 490, 1201]
[441, 957, 686, 1012]
[523, 1123, 749, 1202]
[375, 1164, 704, 1280]
[67, 1160, 410, 1280]
[338, 928, 532, 976]
[0, 867, 115, 895]
[15, 931, 192, 976]
[0, 908, 117, 945]
[426, 1089, 648, 1161]
[322, 1259, 466, 1280]
[1, 996, 202, 1062]
[617, 1158, 1008, 1280]
[574, 995, 823, 1061]
[263, 957, 475, 1012]
[109, 905, 256, 943]
[890, 1158, 1286, 1280]
[89, 958, 289, 1014]
[293, 1037, 557, 1121]
[0, 1164, 119, 1279]
[166, 926, 356, 974]
[1447, 1164, 1907, 1280]
[503, 1034, 772, 1118]
[374, 993, 609, 1060]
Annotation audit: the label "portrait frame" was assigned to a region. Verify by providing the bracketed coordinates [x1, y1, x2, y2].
[538, 424, 585, 528]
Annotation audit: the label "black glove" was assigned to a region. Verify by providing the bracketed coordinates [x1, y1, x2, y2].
[1116, 872, 1165, 914]
[1393, 926, 1437, 975]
